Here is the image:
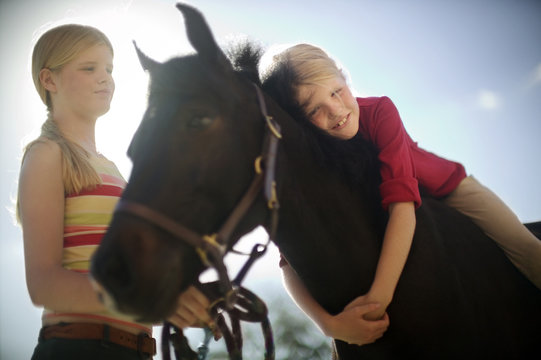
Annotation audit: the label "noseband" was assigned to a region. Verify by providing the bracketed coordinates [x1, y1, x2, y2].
[115, 84, 280, 360]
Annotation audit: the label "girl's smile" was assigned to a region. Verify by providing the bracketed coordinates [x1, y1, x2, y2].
[332, 113, 351, 130]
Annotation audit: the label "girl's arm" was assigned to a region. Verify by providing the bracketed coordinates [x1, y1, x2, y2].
[18, 140, 105, 313]
[282, 262, 389, 345]
[362, 201, 415, 320]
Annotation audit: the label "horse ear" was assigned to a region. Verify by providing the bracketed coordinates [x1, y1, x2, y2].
[176, 3, 230, 67]
[133, 41, 159, 72]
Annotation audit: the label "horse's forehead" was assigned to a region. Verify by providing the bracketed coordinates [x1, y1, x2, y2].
[150, 58, 197, 88]
[148, 57, 233, 100]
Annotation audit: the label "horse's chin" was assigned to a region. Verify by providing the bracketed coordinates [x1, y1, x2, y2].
[94, 281, 176, 323]
[90, 277, 143, 323]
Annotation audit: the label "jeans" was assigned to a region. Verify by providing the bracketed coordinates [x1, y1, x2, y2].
[31, 338, 152, 360]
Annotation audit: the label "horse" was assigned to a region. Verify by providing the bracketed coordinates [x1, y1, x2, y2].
[91, 3, 541, 359]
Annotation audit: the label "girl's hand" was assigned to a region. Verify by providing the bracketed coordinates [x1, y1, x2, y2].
[345, 293, 389, 321]
[324, 300, 389, 346]
[167, 286, 214, 329]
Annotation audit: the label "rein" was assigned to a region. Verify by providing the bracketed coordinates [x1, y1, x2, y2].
[115, 84, 280, 360]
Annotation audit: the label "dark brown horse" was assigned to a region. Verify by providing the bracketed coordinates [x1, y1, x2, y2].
[91, 3, 541, 359]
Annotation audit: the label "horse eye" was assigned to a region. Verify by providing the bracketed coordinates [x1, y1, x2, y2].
[187, 116, 214, 129]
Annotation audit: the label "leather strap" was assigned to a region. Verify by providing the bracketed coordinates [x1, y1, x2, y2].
[40, 323, 156, 356]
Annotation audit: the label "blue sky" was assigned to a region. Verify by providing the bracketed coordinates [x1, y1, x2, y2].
[1, 0, 540, 358]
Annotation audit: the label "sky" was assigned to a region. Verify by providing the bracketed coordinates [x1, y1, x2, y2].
[1, 0, 540, 358]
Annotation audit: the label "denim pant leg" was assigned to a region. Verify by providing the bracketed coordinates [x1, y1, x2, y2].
[31, 338, 152, 360]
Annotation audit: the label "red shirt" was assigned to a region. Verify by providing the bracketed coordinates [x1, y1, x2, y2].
[357, 96, 466, 210]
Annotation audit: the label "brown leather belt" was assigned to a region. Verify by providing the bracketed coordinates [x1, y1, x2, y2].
[39, 323, 156, 356]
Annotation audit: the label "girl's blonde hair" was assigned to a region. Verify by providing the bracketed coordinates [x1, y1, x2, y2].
[261, 43, 346, 119]
[18, 24, 113, 221]
[265, 43, 344, 88]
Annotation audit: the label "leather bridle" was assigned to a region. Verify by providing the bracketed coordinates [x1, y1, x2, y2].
[114, 84, 281, 360]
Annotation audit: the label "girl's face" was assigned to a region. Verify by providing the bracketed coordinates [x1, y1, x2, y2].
[51, 44, 114, 121]
[297, 76, 359, 140]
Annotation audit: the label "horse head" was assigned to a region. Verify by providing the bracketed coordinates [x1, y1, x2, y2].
[91, 3, 272, 323]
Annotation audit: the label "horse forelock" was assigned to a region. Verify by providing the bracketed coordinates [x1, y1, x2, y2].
[128, 52, 241, 164]
[224, 39, 263, 85]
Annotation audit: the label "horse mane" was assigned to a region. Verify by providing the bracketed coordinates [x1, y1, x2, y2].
[305, 123, 383, 214]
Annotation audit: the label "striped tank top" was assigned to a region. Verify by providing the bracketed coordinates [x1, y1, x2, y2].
[43, 155, 151, 333]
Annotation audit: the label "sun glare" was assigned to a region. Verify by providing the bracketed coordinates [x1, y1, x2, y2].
[32, 1, 197, 178]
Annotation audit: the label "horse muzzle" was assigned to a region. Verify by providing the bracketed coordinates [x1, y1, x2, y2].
[90, 213, 189, 323]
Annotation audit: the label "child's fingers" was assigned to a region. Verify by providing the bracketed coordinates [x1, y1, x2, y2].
[169, 286, 214, 328]
[347, 302, 381, 316]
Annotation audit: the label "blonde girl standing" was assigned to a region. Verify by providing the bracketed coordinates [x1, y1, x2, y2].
[17, 24, 156, 360]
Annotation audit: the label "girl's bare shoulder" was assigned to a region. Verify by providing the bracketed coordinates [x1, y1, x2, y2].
[20, 137, 63, 177]
[24, 137, 61, 161]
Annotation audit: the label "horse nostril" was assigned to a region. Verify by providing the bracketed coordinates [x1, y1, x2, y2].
[89, 276, 109, 305]
[96, 291, 105, 304]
